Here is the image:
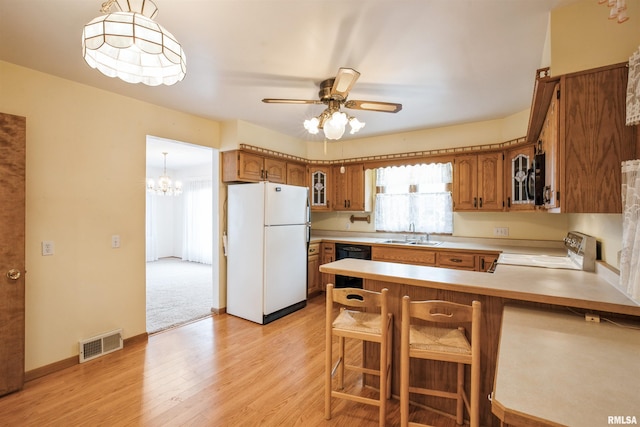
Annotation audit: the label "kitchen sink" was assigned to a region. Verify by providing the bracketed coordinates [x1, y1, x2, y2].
[380, 239, 415, 244]
[409, 241, 443, 247]
[379, 239, 443, 247]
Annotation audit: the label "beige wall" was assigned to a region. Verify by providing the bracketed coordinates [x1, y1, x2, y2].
[0, 61, 220, 370]
[551, 0, 640, 76]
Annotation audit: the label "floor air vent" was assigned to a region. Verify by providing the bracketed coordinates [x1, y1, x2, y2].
[79, 329, 123, 363]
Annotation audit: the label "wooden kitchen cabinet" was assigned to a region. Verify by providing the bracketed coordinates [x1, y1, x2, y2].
[527, 63, 637, 213]
[436, 251, 477, 270]
[504, 144, 535, 211]
[320, 243, 335, 289]
[286, 162, 307, 187]
[222, 150, 286, 183]
[333, 163, 368, 211]
[372, 246, 436, 266]
[372, 245, 499, 272]
[453, 152, 504, 211]
[307, 243, 321, 297]
[309, 165, 332, 211]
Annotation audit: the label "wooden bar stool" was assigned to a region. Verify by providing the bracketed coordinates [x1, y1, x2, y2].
[400, 297, 481, 427]
[325, 284, 393, 427]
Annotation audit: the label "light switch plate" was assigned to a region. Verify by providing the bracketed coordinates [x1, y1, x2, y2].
[42, 240, 54, 256]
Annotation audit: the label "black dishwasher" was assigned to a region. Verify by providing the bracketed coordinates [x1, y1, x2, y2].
[335, 243, 372, 288]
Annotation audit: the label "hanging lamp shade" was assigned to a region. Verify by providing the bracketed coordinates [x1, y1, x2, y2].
[82, 0, 186, 86]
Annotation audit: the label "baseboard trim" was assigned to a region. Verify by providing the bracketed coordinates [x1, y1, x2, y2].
[211, 307, 226, 315]
[24, 332, 149, 382]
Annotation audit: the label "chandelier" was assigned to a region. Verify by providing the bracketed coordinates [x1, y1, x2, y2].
[303, 100, 365, 140]
[147, 152, 182, 196]
[82, 0, 186, 86]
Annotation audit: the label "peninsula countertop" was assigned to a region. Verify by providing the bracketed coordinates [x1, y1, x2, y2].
[492, 305, 640, 426]
[319, 258, 640, 316]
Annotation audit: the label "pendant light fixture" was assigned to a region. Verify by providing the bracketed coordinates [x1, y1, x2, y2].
[82, 0, 186, 86]
[147, 152, 182, 196]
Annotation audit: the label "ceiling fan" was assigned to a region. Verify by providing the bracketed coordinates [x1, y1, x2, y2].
[262, 68, 402, 139]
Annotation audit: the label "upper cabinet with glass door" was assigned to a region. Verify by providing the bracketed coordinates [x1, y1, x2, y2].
[505, 144, 535, 211]
[309, 165, 332, 211]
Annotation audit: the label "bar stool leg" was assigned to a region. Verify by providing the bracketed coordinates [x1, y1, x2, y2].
[456, 362, 464, 425]
[325, 288, 333, 420]
[337, 336, 345, 389]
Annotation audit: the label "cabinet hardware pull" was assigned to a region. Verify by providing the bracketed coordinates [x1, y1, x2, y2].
[450, 258, 462, 263]
[479, 197, 483, 208]
[473, 197, 477, 208]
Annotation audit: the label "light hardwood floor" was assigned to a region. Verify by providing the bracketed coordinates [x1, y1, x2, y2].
[0, 296, 462, 426]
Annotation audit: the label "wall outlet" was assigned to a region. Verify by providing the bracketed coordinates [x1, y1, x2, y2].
[112, 235, 121, 248]
[493, 227, 509, 237]
[585, 313, 600, 323]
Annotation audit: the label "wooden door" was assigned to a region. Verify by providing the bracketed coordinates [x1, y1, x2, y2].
[345, 164, 365, 211]
[333, 164, 365, 211]
[238, 151, 265, 181]
[477, 152, 503, 211]
[562, 65, 636, 213]
[286, 162, 307, 187]
[263, 158, 286, 183]
[0, 112, 26, 396]
[453, 154, 477, 211]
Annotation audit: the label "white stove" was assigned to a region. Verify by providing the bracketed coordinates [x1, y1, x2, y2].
[497, 231, 597, 272]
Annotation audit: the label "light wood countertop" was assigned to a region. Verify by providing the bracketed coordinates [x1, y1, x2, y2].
[492, 305, 640, 427]
[319, 258, 640, 316]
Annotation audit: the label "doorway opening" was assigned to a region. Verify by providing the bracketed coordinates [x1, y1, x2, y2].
[145, 135, 219, 333]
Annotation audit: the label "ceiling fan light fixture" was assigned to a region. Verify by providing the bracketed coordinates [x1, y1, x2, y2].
[349, 117, 365, 134]
[82, 0, 186, 86]
[323, 111, 348, 140]
[303, 117, 320, 134]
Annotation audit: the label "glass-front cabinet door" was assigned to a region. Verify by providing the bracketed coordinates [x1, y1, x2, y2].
[506, 144, 535, 211]
[309, 166, 331, 211]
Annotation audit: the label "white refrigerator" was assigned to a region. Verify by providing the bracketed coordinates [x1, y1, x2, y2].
[226, 182, 310, 324]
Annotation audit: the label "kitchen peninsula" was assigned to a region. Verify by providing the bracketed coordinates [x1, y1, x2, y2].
[319, 258, 640, 427]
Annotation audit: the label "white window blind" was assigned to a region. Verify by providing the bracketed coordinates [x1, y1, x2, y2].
[374, 163, 453, 234]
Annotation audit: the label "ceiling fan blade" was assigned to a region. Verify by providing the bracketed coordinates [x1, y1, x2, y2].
[330, 68, 360, 100]
[344, 99, 403, 113]
[262, 98, 323, 105]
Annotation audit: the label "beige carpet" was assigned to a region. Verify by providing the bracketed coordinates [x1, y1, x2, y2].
[146, 258, 214, 333]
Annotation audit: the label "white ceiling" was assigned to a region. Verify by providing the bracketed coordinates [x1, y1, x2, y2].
[1, 0, 575, 165]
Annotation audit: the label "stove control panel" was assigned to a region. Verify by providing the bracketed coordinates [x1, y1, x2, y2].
[563, 231, 597, 271]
